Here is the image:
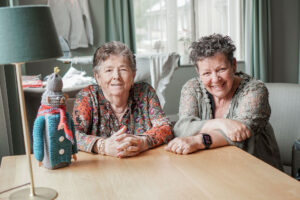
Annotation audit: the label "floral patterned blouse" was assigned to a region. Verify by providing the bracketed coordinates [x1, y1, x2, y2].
[73, 82, 173, 152]
[174, 72, 282, 170]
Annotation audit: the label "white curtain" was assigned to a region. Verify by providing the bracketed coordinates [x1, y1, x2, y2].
[135, 53, 180, 108]
[149, 53, 180, 107]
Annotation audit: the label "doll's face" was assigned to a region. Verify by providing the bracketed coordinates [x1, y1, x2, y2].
[41, 92, 66, 107]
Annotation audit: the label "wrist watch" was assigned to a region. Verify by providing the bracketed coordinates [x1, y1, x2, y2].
[202, 133, 212, 149]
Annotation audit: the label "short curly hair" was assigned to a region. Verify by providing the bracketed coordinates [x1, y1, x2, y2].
[189, 34, 236, 65]
[93, 41, 136, 73]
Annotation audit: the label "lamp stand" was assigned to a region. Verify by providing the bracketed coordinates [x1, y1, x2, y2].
[9, 63, 58, 200]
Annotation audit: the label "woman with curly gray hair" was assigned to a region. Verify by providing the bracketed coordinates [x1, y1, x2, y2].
[165, 34, 282, 170]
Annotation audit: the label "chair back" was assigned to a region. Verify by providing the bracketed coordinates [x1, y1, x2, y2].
[265, 83, 300, 168]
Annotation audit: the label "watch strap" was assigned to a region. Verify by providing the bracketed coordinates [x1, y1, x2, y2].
[202, 133, 212, 149]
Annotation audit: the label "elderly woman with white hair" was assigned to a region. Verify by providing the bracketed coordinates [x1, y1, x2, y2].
[73, 41, 173, 158]
[165, 34, 282, 170]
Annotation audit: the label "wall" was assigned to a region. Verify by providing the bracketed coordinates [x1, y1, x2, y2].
[3, 66, 25, 155]
[0, 66, 12, 163]
[271, 0, 300, 83]
[0, 1, 26, 161]
[0, 65, 26, 160]
[24, 0, 105, 77]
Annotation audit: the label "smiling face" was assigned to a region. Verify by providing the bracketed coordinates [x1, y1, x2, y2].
[94, 54, 136, 99]
[196, 52, 236, 99]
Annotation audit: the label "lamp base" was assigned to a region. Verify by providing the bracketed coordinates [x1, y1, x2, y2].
[9, 187, 58, 200]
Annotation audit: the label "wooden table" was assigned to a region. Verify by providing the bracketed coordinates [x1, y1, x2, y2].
[1, 146, 299, 200]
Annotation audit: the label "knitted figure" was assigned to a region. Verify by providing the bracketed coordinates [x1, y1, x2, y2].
[33, 67, 77, 169]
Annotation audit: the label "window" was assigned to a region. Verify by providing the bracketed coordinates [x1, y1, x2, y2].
[133, 0, 244, 64]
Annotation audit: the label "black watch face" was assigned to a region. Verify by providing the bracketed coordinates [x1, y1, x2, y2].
[203, 134, 212, 146]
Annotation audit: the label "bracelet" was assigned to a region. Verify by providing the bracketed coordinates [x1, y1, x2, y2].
[97, 138, 106, 155]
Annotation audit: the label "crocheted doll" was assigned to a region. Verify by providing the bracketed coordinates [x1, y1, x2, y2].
[33, 67, 77, 169]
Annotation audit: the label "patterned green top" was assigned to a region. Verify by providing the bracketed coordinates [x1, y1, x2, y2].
[174, 71, 282, 170]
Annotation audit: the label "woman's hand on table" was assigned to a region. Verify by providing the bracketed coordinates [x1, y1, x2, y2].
[165, 135, 202, 155]
[115, 133, 149, 158]
[104, 126, 149, 158]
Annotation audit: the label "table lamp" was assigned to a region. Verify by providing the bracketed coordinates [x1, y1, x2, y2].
[0, 5, 62, 200]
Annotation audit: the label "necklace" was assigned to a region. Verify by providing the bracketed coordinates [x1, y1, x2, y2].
[113, 105, 128, 115]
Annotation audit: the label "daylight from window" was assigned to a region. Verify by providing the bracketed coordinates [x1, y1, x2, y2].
[134, 0, 243, 63]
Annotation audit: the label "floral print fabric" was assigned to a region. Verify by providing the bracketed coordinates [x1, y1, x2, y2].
[73, 82, 173, 152]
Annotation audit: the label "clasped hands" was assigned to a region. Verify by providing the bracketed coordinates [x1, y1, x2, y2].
[100, 126, 149, 158]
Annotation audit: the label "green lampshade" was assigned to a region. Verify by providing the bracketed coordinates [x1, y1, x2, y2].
[0, 5, 62, 64]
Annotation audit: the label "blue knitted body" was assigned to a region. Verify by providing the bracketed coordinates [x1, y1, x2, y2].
[33, 112, 77, 169]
